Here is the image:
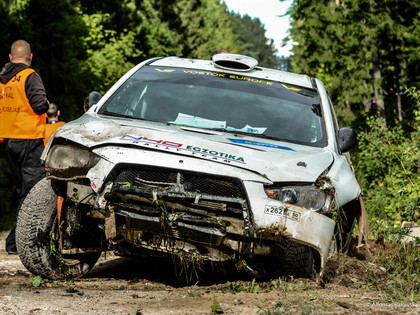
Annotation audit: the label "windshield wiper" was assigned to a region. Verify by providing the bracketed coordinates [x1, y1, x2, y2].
[101, 111, 144, 121]
[210, 128, 230, 132]
[251, 133, 285, 141]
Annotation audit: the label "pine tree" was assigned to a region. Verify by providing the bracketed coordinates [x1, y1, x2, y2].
[288, 0, 420, 127]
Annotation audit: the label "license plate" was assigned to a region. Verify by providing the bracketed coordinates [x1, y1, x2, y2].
[264, 205, 301, 222]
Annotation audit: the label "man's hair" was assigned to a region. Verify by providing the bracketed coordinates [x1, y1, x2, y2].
[211, 48, 229, 59]
[10, 40, 31, 62]
[47, 103, 59, 119]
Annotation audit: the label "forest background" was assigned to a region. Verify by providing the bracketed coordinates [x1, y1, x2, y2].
[0, 0, 419, 241]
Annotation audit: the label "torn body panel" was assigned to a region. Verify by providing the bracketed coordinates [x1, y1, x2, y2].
[245, 181, 335, 273]
[325, 152, 361, 207]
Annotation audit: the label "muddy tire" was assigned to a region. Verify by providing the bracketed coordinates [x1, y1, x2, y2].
[252, 240, 314, 279]
[16, 178, 100, 279]
[279, 240, 314, 278]
[257, 240, 314, 279]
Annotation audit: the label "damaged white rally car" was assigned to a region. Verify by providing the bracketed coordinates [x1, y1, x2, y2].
[16, 53, 364, 280]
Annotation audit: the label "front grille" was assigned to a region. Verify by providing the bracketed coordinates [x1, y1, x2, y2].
[116, 168, 172, 184]
[113, 166, 245, 198]
[107, 165, 253, 241]
[186, 174, 242, 198]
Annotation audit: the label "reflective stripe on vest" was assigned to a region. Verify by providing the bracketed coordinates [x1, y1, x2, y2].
[0, 68, 46, 139]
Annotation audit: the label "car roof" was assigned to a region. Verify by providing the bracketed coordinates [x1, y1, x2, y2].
[150, 56, 314, 89]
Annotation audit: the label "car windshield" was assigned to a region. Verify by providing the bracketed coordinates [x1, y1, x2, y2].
[98, 65, 326, 147]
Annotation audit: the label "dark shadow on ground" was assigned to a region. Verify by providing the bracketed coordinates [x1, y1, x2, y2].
[86, 254, 254, 287]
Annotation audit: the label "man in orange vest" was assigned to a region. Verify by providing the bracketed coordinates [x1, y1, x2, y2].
[0, 40, 49, 254]
[44, 102, 65, 147]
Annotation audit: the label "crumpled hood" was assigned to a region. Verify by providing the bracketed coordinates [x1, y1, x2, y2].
[53, 115, 333, 183]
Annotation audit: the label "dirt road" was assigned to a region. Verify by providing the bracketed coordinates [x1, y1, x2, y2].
[0, 232, 418, 314]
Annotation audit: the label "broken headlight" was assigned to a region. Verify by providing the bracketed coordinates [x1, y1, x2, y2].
[265, 185, 331, 212]
[46, 145, 100, 178]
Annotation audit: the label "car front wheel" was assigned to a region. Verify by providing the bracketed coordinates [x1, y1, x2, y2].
[16, 177, 101, 279]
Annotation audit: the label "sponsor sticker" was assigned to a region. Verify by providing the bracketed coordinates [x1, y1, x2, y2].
[181, 70, 273, 85]
[155, 68, 175, 73]
[281, 84, 302, 92]
[228, 138, 294, 151]
[120, 135, 246, 164]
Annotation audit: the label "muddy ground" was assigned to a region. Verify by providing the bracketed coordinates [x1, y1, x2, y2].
[0, 231, 418, 315]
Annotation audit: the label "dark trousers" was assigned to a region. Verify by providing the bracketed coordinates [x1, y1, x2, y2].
[5, 138, 45, 252]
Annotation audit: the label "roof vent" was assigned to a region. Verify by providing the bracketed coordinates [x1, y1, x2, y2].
[212, 53, 258, 72]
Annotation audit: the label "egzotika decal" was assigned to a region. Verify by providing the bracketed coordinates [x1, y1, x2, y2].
[120, 135, 246, 164]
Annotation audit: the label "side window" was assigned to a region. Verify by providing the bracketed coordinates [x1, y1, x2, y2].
[103, 82, 148, 118]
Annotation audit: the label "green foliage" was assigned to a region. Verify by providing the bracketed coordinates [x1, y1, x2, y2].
[175, 251, 205, 283]
[30, 276, 43, 287]
[353, 91, 419, 229]
[289, 0, 419, 240]
[289, 0, 420, 124]
[81, 13, 141, 93]
[269, 277, 301, 294]
[227, 278, 260, 293]
[49, 231, 65, 271]
[211, 300, 223, 314]
[172, 0, 240, 59]
[289, 0, 372, 112]
[224, 277, 301, 295]
[30, 275, 78, 288]
[372, 231, 419, 302]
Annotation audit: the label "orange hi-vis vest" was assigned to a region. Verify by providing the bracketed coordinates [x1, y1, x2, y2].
[44, 121, 66, 147]
[0, 68, 46, 139]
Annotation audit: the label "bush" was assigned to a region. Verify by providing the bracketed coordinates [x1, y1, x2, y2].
[353, 89, 419, 231]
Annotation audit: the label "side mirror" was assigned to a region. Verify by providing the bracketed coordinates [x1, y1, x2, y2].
[337, 127, 357, 153]
[84, 91, 102, 112]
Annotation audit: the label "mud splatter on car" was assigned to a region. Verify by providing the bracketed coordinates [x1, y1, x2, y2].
[16, 54, 364, 281]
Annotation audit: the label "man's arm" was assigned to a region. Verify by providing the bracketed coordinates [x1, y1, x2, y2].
[25, 72, 49, 114]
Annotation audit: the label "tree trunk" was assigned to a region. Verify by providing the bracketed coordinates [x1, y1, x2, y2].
[397, 92, 403, 121]
[372, 51, 385, 119]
